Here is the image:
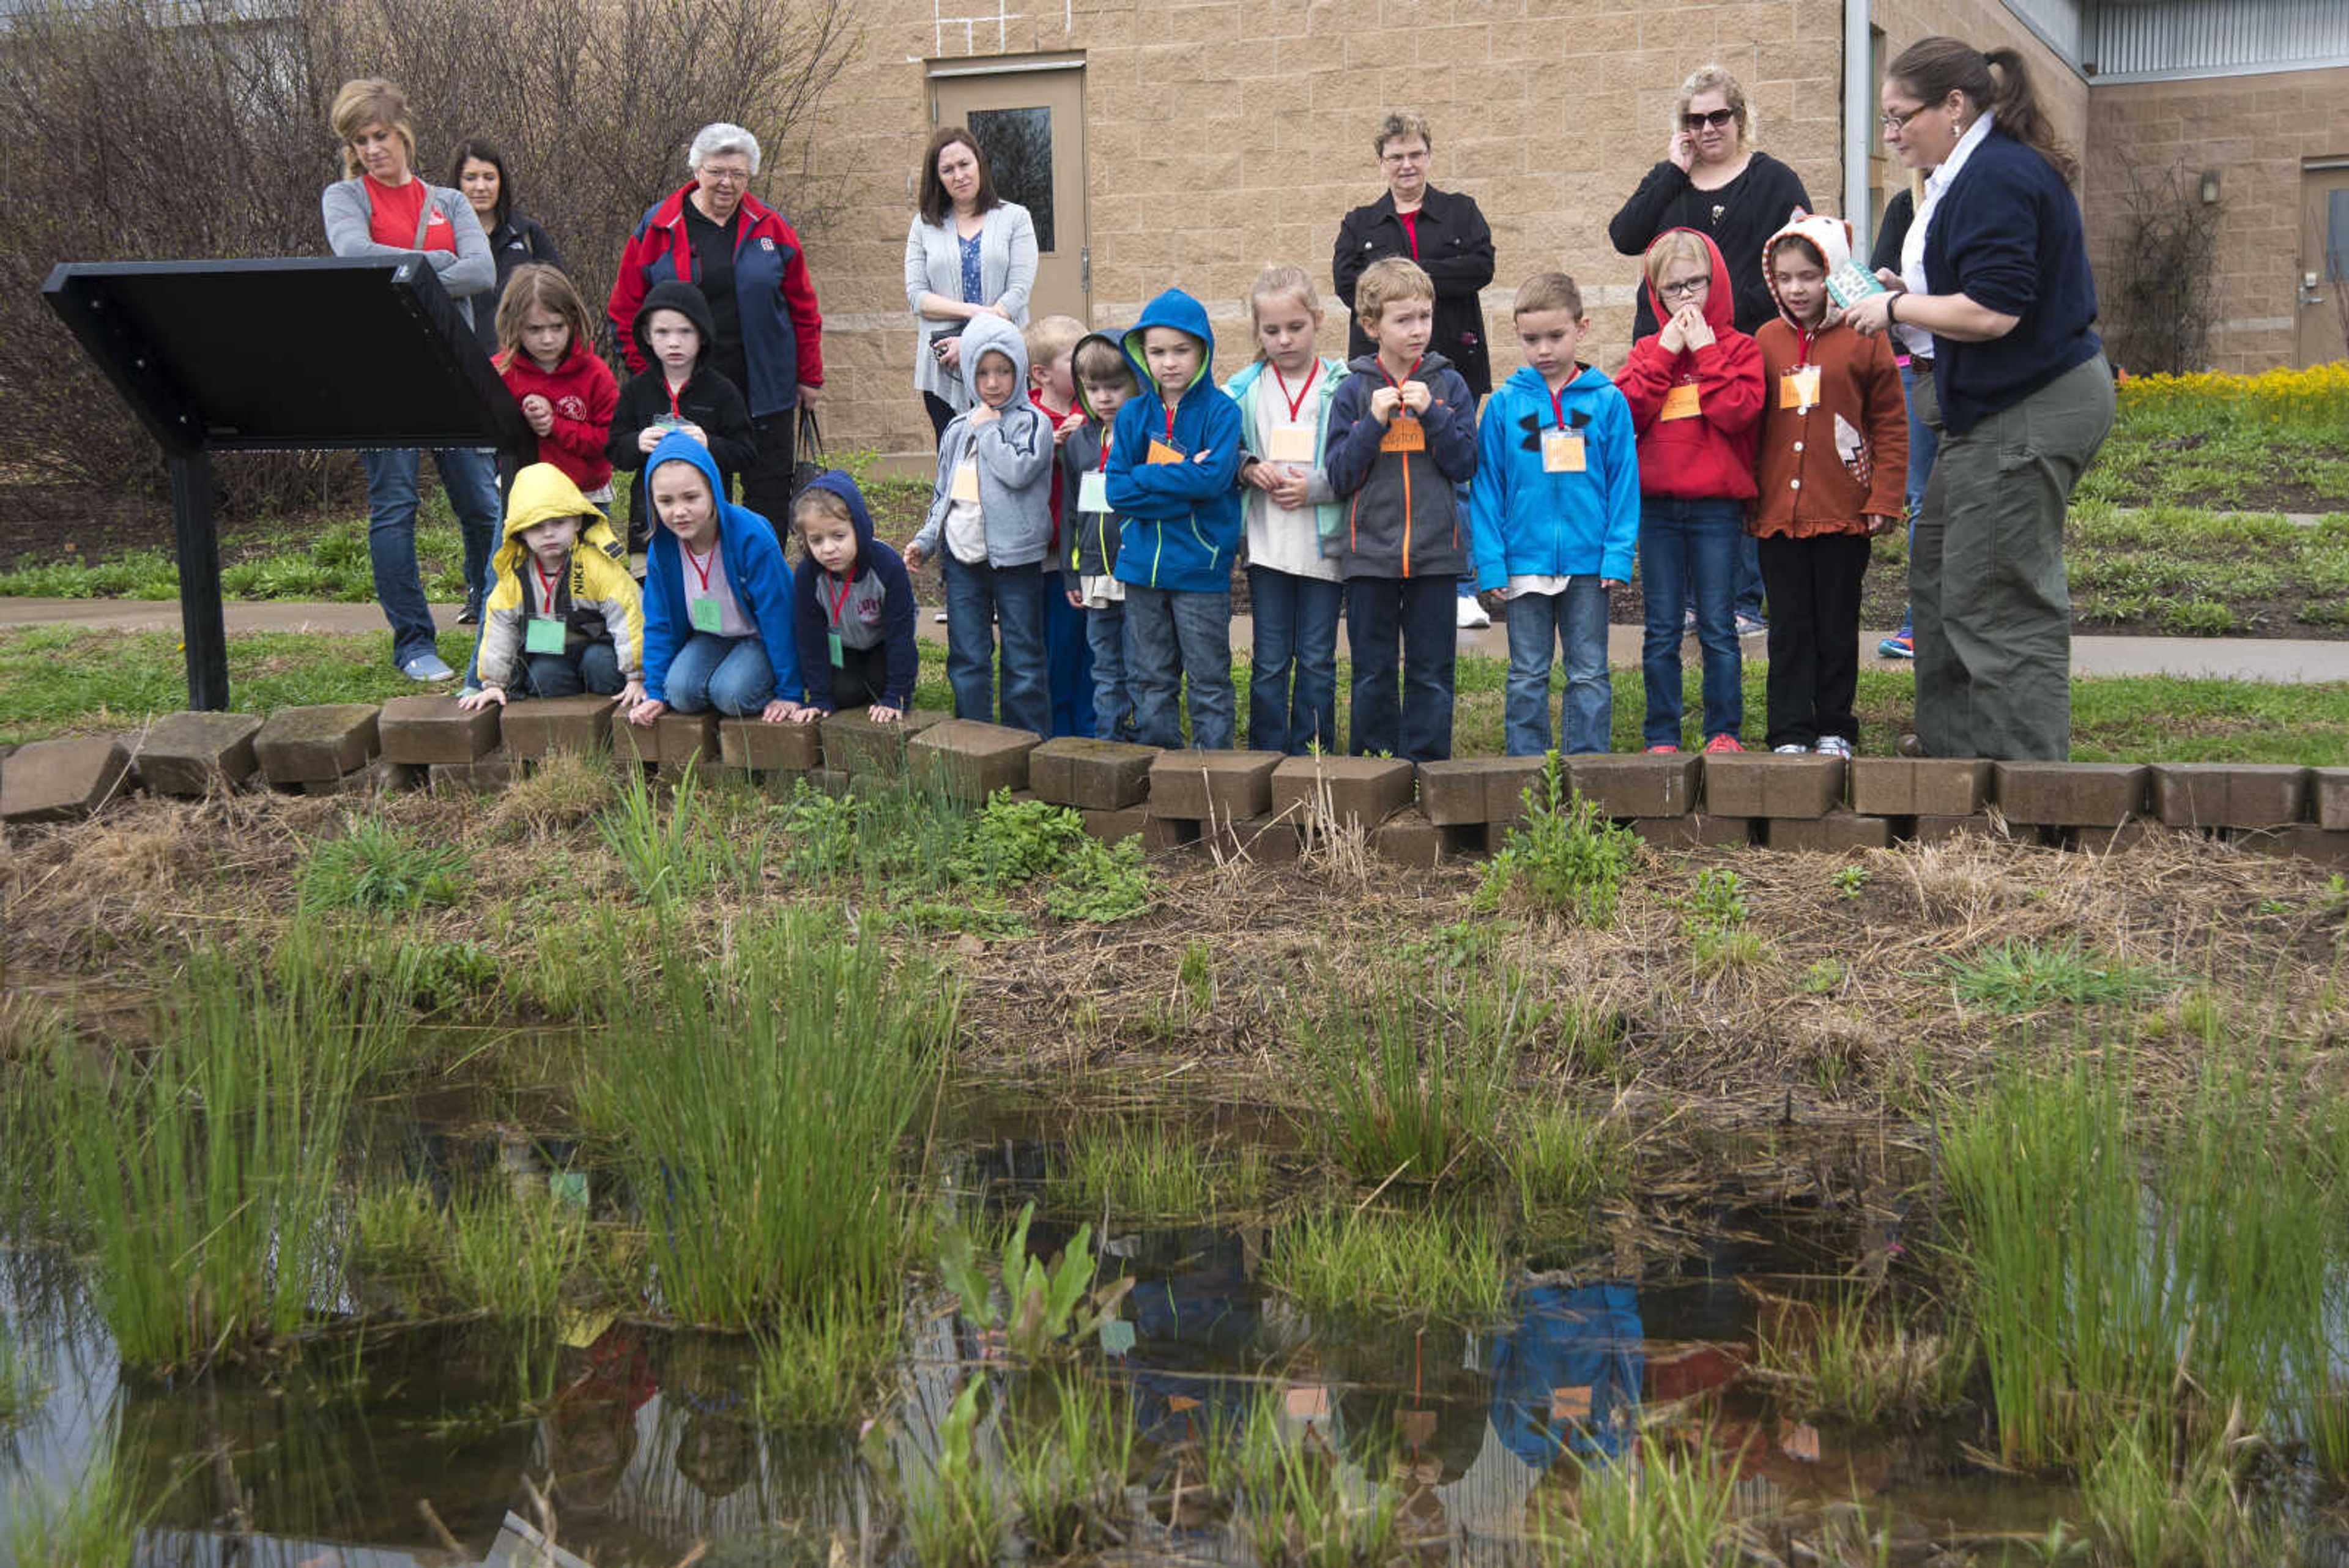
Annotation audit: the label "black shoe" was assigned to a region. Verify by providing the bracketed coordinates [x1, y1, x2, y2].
[456, 595, 482, 627]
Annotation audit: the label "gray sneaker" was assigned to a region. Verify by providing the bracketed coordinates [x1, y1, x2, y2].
[1816, 735, 1854, 759]
[400, 652, 456, 682]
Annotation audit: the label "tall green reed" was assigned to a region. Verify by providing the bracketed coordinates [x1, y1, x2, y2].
[587, 908, 953, 1330]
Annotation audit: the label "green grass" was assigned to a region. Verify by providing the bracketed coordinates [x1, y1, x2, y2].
[1264, 1205, 1508, 1321]
[1539, 1441, 1748, 1567]
[1475, 754, 1640, 923]
[1050, 1118, 1271, 1219]
[0, 515, 469, 603]
[297, 814, 469, 912]
[1232, 1388, 1400, 1568]
[1752, 1288, 1973, 1428]
[1943, 937, 2169, 1015]
[4, 1446, 145, 1567]
[752, 1293, 902, 1427]
[997, 1370, 1137, 1557]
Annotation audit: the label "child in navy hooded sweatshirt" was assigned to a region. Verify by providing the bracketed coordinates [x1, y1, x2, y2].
[906, 313, 1056, 738]
[790, 470, 918, 721]
[1104, 288, 1244, 751]
[627, 429, 803, 727]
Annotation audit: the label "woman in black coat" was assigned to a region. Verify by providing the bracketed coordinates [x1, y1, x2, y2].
[450, 137, 564, 356]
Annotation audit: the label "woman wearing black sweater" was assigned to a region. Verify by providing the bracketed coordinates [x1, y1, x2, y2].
[450, 138, 564, 358]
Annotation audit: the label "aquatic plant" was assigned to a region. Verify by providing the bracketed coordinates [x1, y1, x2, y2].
[1752, 1288, 1973, 1428]
[587, 909, 951, 1331]
[998, 1369, 1137, 1555]
[1474, 754, 1639, 924]
[1502, 1099, 1621, 1221]
[2081, 1414, 2271, 1568]
[3, 1446, 143, 1568]
[898, 1377, 1010, 1568]
[1265, 1205, 1507, 1323]
[1050, 1118, 1271, 1219]
[443, 1179, 588, 1324]
[52, 940, 412, 1369]
[1233, 1389, 1400, 1567]
[1538, 1442, 1746, 1567]
[752, 1289, 903, 1427]
[938, 1202, 1132, 1363]
[297, 812, 468, 912]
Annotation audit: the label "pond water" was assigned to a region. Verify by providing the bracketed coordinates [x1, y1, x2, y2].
[0, 1087, 2146, 1567]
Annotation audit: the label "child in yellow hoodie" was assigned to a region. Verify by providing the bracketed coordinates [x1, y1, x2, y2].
[459, 463, 647, 708]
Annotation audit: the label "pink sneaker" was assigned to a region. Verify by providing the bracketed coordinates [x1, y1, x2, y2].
[1644, 743, 1680, 754]
[1704, 734, 1745, 754]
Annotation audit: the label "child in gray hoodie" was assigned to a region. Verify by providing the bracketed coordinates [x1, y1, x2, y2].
[906, 314, 1056, 737]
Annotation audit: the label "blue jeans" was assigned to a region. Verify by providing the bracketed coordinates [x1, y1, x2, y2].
[1044, 582, 1097, 738]
[1639, 498, 1744, 748]
[516, 642, 622, 699]
[1895, 360, 1942, 640]
[1504, 578, 1611, 757]
[1124, 585, 1234, 750]
[1086, 600, 1138, 744]
[663, 633, 774, 715]
[1346, 574, 1455, 763]
[941, 554, 1050, 737]
[363, 446, 499, 666]
[1247, 566, 1341, 756]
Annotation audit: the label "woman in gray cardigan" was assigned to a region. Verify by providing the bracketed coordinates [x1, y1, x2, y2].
[321, 77, 502, 678]
[902, 127, 1039, 444]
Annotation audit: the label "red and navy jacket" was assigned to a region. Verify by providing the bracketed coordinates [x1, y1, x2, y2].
[606, 182, 823, 421]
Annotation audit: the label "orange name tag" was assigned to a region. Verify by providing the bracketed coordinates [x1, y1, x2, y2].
[1779, 367, 1820, 409]
[1658, 383, 1702, 422]
[1542, 431, 1586, 473]
[1146, 439, 1186, 465]
[1264, 425, 1316, 464]
[1550, 1386, 1592, 1422]
[949, 461, 981, 502]
[1379, 416, 1426, 454]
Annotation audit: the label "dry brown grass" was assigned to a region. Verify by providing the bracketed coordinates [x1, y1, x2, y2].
[4, 789, 2344, 1123]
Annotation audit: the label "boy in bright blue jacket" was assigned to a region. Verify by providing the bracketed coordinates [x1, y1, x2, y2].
[626, 430, 804, 728]
[1471, 273, 1641, 757]
[1105, 288, 1244, 751]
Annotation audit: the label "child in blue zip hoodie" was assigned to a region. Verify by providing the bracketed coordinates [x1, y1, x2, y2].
[906, 313, 1056, 738]
[1471, 272, 1641, 757]
[626, 429, 804, 727]
[1324, 258, 1479, 764]
[1105, 288, 1245, 751]
[1225, 264, 1349, 756]
[789, 470, 919, 722]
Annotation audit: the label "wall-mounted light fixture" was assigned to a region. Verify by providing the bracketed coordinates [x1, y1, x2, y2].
[2200, 169, 2221, 205]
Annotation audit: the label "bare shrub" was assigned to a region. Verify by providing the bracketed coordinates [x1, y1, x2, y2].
[2103, 154, 2222, 376]
[0, 0, 856, 529]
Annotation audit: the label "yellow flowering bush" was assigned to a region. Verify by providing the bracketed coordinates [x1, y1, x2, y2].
[2118, 363, 2349, 437]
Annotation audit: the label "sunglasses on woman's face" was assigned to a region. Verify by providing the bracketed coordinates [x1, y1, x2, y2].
[1682, 108, 1737, 131]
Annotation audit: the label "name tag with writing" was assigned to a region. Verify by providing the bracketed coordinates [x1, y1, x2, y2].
[1264, 426, 1316, 464]
[1658, 383, 1703, 422]
[689, 595, 722, 633]
[1779, 367, 1821, 409]
[949, 460, 981, 502]
[1542, 431, 1586, 473]
[1379, 415, 1425, 454]
[1146, 437, 1187, 466]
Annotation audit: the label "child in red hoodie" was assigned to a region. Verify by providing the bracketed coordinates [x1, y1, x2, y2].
[494, 264, 618, 505]
[1616, 228, 1763, 753]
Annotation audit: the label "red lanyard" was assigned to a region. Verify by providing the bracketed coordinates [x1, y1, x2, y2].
[533, 560, 562, 610]
[666, 378, 684, 419]
[1163, 404, 1178, 444]
[1269, 361, 1320, 423]
[1547, 382, 1572, 431]
[1097, 439, 1112, 474]
[826, 570, 854, 628]
[683, 542, 717, 595]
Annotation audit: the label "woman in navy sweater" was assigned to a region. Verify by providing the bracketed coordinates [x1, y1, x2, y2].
[1844, 37, 2113, 762]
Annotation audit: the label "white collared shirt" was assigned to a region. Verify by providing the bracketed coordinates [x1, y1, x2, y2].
[1897, 108, 1996, 358]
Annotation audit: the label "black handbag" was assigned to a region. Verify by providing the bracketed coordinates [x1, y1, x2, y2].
[790, 406, 827, 502]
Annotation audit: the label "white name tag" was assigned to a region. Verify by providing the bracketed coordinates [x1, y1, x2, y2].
[1078, 470, 1108, 513]
[949, 460, 981, 503]
[1542, 431, 1586, 474]
[1264, 426, 1316, 464]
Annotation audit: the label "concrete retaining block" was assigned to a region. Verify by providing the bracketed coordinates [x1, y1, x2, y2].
[1764, 808, 1895, 855]
[1849, 758, 1991, 817]
[1913, 812, 2008, 844]
[1994, 762, 2147, 826]
[1208, 815, 1302, 864]
[1416, 759, 1497, 827]
[2073, 821, 2166, 853]
[1570, 753, 1701, 817]
[2149, 764, 2309, 830]
[1148, 749, 1282, 822]
[610, 711, 660, 769]
[657, 712, 721, 778]
[1141, 814, 1201, 851]
[1628, 814, 1756, 849]
[1272, 755, 1416, 831]
[2, 735, 133, 822]
[2241, 824, 2349, 868]
[2313, 768, 2349, 831]
[1029, 737, 1159, 810]
[719, 718, 823, 774]
[502, 695, 618, 760]
[1078, 805, 1150, 844]
[133, 712, 263, 797]
[823, 709, 943, 776]
[908, 719, 1041, 801]
[1369, 808, 1443, 868]
[429, 750, 513, 795]
[377, 695, 500, 765]
[1702, 753, 1844, 819]
[254, 704, 380, 786]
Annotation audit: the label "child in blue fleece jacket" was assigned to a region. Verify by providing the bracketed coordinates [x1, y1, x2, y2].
[1104, 288, 1244, 751]
[790, 470, 918, 721]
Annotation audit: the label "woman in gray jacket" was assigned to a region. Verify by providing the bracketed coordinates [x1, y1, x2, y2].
[902, 127, 1039, 444]
[321, 77, 502, 678]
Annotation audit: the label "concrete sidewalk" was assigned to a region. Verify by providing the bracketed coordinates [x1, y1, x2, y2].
[5, 596, 2348, 683]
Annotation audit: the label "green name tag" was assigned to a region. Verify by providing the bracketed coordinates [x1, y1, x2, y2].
[828, 631, 844, 667]
[524, 616, 568, 655]
[689, 596, 722, 634]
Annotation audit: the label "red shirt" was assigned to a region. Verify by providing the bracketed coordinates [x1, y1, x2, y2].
[1397, 210, 1420, 258]
[1033, 392, 1075, 548]
[363, 175, 455, 254]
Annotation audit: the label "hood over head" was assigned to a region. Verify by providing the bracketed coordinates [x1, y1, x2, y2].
[1122, 289, 1215, 393]
[631, 278, 720, 365]
[1070, 329, 1133, 423]
[1640, 228, 1737, 344]
[645, 427, 727, 519]
[502, 463, 605, 543]
[956, 313, 1033, 412]
[799, 469, 876, 559]
[1761, 210, 1854, 328]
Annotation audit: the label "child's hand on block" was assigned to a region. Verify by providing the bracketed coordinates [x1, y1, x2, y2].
[788, 706, 825, 724]
[619, 679, 646, 708]
[628, 697, 665, 726]
[867, 704, 902, 724]
[759, 697, 800, 724]
[458, 685, 505, 711]
[1368, 386, 1402, 425]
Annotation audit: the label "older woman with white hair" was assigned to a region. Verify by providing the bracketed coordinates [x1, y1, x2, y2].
[608, 121, 825, 527]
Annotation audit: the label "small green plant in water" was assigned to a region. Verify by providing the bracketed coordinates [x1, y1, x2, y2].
[1052, 1119, 1270, 1218]
[1540, 1441, 1746, 1566]
[1233, 1389, 1400, 1567]
[753, 1290, 902, 1427]
[999, 1370, 1137, 1556]
[1266, 1205, 1507, 1321]
[1753, 1288, 1973, 1428]
[4, 1447, 147, 1567]
[896, 1377, 1008, 1568]
[1475, 754, 1638, 924]
[938, 1202, 1133, 1362]
[298, 813, 467, 911]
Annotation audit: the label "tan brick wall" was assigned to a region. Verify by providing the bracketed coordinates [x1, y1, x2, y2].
[2082, 67, 2349, 373]
[791, 0, 1849, 467]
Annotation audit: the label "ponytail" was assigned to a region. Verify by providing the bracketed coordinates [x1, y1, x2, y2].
[1887, 35, 2077, 186]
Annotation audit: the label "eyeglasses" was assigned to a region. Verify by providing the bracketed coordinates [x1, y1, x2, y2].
[1879, 103, 1931, 133]
[699, 165, 751, 185]
[1381, 148, 1428, 165]
[1681, 108, 1737, 131]
[1658, 278, 1709, 300]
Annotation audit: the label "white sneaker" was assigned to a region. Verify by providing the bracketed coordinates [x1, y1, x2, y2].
[1773, 743, 1809, 754]
[1816, 735, 1854, 759]
[399, 652, 455, 682]
[1456, 595, 1491, 630]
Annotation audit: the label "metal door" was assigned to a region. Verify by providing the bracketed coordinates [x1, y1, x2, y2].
[2298, 160, 2349, 366]
[932, 62, 1089, 324]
